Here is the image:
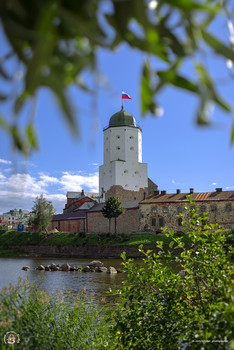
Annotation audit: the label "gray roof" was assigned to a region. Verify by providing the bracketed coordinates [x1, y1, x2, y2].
[87, 199, 140, 213]
[52, 211, 86, 221]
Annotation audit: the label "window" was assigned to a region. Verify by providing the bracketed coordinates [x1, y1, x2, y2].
[226, 204, 232, 212]
[130, 146, 134, 150]
[177, 206, 183, 213]
[211, 204, 217, 212]
[163, 207, 168, 213]
[116, 146, 120, 150]
[124, 170, 128, 173]
[152, 207, 157, 214]
[135, 171, 139, 174]
[130, 136, 134, 139]
[116, 135, 120, 139]
[159, 217, 164, 227]
[152, 218, 156, 226]
[178, 218, 183, 226]
[200, 206, 206, 212]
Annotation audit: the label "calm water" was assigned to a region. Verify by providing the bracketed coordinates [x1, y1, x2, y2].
[0, 257, 125, 302]
[0, 257, 181, 302]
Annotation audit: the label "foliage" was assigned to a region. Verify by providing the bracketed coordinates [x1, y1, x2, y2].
[110, 197, 234, 349]
[31, 195, 54, 232]
[0, 279, 110, 349]
[101, 196, 125, 233]
[0, 0, 234, 154]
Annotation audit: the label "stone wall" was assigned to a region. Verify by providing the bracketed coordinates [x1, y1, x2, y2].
[140, 200, 234, 232]
[106, 185, 147, 201]
[50, 219, 86, 233]
[10, 243, 182, 259]
[87, 208, 140, 234]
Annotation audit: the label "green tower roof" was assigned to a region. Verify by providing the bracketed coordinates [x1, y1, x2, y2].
[109, 108, 136, 127]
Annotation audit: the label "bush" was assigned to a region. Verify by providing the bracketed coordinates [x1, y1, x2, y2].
[0, 279, 110, 349]
[110, 197, 233, 349]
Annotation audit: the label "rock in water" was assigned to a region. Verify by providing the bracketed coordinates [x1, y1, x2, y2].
[82, 266, 91, 272]
[88, 260, 104, 268]
[36, 265, 45, 270]
[22, 266, 30, 271]
[107, 266, 117, 274]
[61, 263, 71, 271]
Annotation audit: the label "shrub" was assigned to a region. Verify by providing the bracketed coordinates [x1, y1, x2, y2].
[0, 279, 110, 349]
[110, 197, 233, 349]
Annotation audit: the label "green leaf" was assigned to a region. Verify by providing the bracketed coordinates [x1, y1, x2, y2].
[231, 121, 234, 145]
[202, 30, 234, 62]
[27, 123, 38, 150]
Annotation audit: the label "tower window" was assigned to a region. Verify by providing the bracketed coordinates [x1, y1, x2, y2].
[116, 146, 120, 150]
[135, 171, 139, 174]
[130, 147, 134, 150]
[116, 135, 120, 139]
[124, 170, 128, 173]
[130, 136, 134, 139]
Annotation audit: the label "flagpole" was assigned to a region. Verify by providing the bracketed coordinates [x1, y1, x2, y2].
[121, 91, 123, 109]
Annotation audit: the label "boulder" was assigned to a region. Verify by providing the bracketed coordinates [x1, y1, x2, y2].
[49, 263, 59, 271]
[107, 266, 117, 274]
[36, 265, 45, 270]
[97, 266, 107, 273]
[88, 260, 104, 268]
[45, 266, 50, 271]
[82, 266, 91, 272]
[61, 263, 71, 271]
[22, 266, 30, 271]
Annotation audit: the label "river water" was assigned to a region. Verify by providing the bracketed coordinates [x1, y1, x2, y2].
[0, 257, 126, 302]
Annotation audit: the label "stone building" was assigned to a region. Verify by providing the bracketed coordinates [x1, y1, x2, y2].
[140, 188, 234, 233]
[86, 200, 140, 234]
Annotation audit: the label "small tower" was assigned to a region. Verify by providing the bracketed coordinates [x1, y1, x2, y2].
[99, 107, 148, 201]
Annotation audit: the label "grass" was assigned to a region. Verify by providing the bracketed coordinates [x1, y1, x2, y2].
[0, 230, 191, 250]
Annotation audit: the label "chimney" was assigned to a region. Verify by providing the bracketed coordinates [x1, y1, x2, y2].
[190, 188, 194, 194]
[154, 190, 160, 195]
[176, 189, 181, 194]
[216, 188, 222, 193]
[81, 189, 85, 196]
[161, 190, 167, 195]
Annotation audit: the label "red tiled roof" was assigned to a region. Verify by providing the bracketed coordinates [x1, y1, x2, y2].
[141, 191, 234, 204]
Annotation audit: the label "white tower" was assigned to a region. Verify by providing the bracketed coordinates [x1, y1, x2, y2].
[99, 107, 148, 199]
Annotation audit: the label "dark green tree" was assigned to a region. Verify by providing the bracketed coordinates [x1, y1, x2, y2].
[31, 194, 54, 232]
[0, 0, 234, 154]
[101, 196, 125, 234]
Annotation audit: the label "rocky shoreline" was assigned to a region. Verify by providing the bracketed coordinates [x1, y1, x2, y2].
[22, 260, 123, 274]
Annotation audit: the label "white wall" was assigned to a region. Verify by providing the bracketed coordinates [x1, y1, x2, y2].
[99, 125, 148, 194]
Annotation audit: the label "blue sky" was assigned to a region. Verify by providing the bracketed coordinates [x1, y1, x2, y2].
[0, 6, 234, 214]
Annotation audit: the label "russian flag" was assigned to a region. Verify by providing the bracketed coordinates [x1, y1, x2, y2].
[122, 91, 132, 99]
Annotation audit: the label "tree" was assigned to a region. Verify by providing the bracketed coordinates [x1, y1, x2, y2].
[110, 197, 233, 349]
[31, 195, 54, 232]
[101, 196, 125, 234]
[0, 0, 234, 155]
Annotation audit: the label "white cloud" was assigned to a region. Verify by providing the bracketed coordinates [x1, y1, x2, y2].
[60, 171, 99, 192]
[0, 170, 99, 214]
[212, 182, 217, 186]
[0, 158, 12, 165]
